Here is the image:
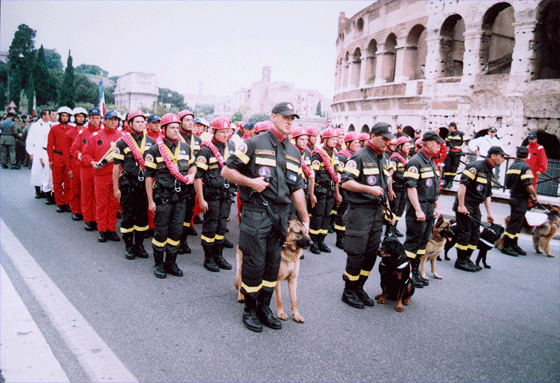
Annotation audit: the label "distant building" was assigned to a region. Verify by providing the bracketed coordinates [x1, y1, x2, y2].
[0, 50, 8, 64]
[114, 72, 158, 111]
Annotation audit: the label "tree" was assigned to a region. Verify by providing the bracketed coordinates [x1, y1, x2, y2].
[158, 88, 186, 110]
[195, 104, 214, 116]
[74, 73, 98, 105]
[231, 110, 243, 123]
[105, 86, 115, 105]
[44, 49, 64, 73]
[34, 46, 57, 106]
[58, 51, 75, 108]
[248, 113, 270, 122]
[75, 64, 108, 77]
[0, 62, 7, 108]
[25, 74, 35, 115]
[7, 24, 36, 108]
[316, 101, 322, 116]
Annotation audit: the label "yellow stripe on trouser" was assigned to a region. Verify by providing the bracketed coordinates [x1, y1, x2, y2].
[262, 280, 277, 288]
[309, 228, 320, 235]
[215, 234, 224, 241]
[405, 250, 416, 259]
[183, 222, 192, 227]
[319, 229, 328, 235]
[454, 243, 468, 250]
[359, 270, 370, 277]
[167, 238, 180, 246]
[344, 272, 360, 281]
[241, 282, 262, 293]
[334, 224, 345, 231]
[504, 231, 516, 239]
[152, 238, 167, 248]
[201, 235, 215, 244]
[134, 225, 149, 232]
[120, 226, 135, 233]
[417, 249, 426, 256]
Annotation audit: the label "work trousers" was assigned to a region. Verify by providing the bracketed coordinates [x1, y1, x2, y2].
[0, 143, 16, 166]
[201, 197, 232, 245]
[94, 173, 119, 232]
[403, 201, 435, 259]
[119, 181, 149, 234]
[69, 159, 81, 214]
[52, 162, 71, 206]
[504, 196, 529, 239]
[152, 196, 186, 254]
[310, 192, 335, 237]
[454, 200, 482, 251]
[80, 167, 97, 222]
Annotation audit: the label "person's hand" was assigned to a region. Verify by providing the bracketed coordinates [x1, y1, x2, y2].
[487, 214, 494, 224]
[199, 199, 209, 214]
[309, 194, 317, 208]
[250, 176, 269, 193]
[68, 170, 73, 179]
[415, 209, 426, 221]
[40, 158, 45, 168]
[114, 188, 121, 203]
[388, 189, 396, 201]
[77, 152, 82, 162]
[369, 186, 383, 197]
[434, 207, 440, 219]
[458, 205, 469, 215]
[335, 193, 342, 206]
[148, 200, 156, 214]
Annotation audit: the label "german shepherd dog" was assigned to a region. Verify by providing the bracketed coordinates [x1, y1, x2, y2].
[496, 204, 559, 257]
[420, 216, 454, 281]
[375, 237, 415, 312]
[235, 215, 312, 323]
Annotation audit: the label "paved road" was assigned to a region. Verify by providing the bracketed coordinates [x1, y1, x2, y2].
[1, 168, 558, 382]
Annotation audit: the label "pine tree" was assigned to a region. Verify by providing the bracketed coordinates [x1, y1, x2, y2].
[58, 51, 75, 108]
[26, 74, 35, 115]
[34, 45, 56, 106]
[316, 101, 322, 116]
[7, 24, 36, 108]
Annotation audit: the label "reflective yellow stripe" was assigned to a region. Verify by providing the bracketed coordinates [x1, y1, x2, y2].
[134, 225, 149, 232]
[309, 228, 320, 235]
[344, 166, 359, 177]
[520, 174, 533, 180]
[286, 162, 300, 173]
[234, 150, 250, 164]
[395, 216, 401, 221]
[319, 229, 328, 234]
[209, 157, 217, 163]
[359, 270, 370, 277]
[404, 171, 419, 179]
[467, 244, 477, 250]
[145, 161, 156, 169]
[344, 272, 360, 281]
[443, 172, 456, 176]
[504, 231, 516, 239]
[201, 235, 215, 243]
[454, 243, 468, 250]
[363, 168, 379, 175]
[156, 157, 164, 162]
[420, 171, 434, 178]
[507, 169, 521, 174]
[417, 249, 426, 255]
[262, 280, 277, 288]
[183, 222, 192, 227]
[167, 238, 180, 246]
[197, 162, 208, 170]
[113, 153, 125, 160]
[334, 224, 345, 231]
[475, 177, 487, 184]
[178, 154, 190, 161]
[215, 234, 224, 241]
[463, 169, 475, 180]
[152, 238, 167, 248]
[330, 210, 337, 215]
[120, 226, 135, 233]
[405, 250, 416, 259]
[241, 282, 262, 293]
[255, 157, 276, 166]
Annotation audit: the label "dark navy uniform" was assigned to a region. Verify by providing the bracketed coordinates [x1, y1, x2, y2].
[333, 149, 352, 248]
[389, 150, 409, 229]
[145, 139, 195, 275]
[113, 132, 155, 259]
[179, 130, 202, 235]
[443, 130, 465, 187]
[504, 158, 533, 244]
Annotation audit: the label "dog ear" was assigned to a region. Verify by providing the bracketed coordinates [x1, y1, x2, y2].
[436, 215, 443, 226]
[289, 213, 299, 222]
[450, 218, 456, 225]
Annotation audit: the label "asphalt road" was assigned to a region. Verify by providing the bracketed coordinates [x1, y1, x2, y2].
[1, 168, 559, 383]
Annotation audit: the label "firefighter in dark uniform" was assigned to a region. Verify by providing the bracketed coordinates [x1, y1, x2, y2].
[309, 127, 341, 254]
[194, 116, 236, 272]
[454, 145, 506, 272]
[442, 122, 465, 188]
[290, 126, 314, 221]
[340, 122, 395, 309]
[403, 131, 443, 288]
[222, 102, 309, 333]
[388, 135, 412, 237]
[112, 110, 155, 260]
[177, 109, 202, 254]
[501, 146, 538, 257]
[145, 113, 196, 279]
[333, 131, 361, 249]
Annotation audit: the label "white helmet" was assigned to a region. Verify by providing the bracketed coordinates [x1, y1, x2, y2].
[72, 107, 88, 117]
[57, 106, 73, 116]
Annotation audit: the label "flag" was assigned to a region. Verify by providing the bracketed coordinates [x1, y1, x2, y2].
[99, 79, 106, 116]
[32, 93, 36, 117]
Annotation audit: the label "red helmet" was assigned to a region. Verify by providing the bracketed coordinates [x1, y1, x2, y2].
[415, 138, 423, 148]
[160, 113, 181, 128]
[389, 138, 398, 146]
[237, 121, 245, 128]
[127, 110, 146, 122]
[358, 132, 370, 141]
[395, 136, 411, 146]
[177, 109, 194, 121]
[254, 121, 272, 133]
[335, 128, 344, 136]
[320, 127, 338, 139]
[344, 132, 359, 143]
[291, 126, 308, 138]
[211, 116, 231, 130]
[306, 126, 319, 136]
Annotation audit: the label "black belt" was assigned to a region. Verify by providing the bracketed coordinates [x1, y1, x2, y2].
[54, 150, 63, 155]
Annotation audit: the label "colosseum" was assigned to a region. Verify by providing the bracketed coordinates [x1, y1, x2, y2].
[332, 0, 559, 163]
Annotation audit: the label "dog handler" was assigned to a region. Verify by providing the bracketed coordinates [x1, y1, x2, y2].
[339, 122, 395, 309]
[222, 102, 309, 333]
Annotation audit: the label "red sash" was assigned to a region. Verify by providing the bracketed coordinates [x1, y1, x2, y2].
[201, 141, 225, 168]
[157, 139, 190, 184]
[298, 149, 312, 178]
[312, 146, 340, 183]
[390, 151, 407, 166]
[121, 132, 146, 170]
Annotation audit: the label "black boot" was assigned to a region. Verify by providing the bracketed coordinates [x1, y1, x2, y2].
[454, 249, 478, 272]
[56, 205, 65, 213]
[223, 237, 234, 248]
[202, 243, 219, 272]
[185, 226, 197, 236]
[164, 250, 183, 277]
[335, 231, 345, 249]
[501, 237, 519, 257]
[35, 186, 42, 199]
[214, 242, 232, 270]
[106, 231, 121, 242]
[135, 231, 149, 258]
[318, 234, 331, 253]
[97, 231, 107, 242]
[178, 229, 191, 254]
[410, 258, 424, 288]
[242, 294, 263, 332]
[391, 225, 404, 237]
[256, 290, 282, 330]
[341, 280, 365, 309]
[309, 234, 320, 254]
[466, 249, 481, 271]
[512, 237, 526, 256]
[355, 277, 374, 306]
[123, 232, 135, 260]
[153, 249, 166, 279]
[84, 221, 96, 231]
[45, 191, 56, 205]
[71, 213, 82, 221]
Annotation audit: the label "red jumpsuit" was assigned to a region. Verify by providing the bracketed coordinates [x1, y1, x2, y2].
[527, 141, 548, 191]
[47, 123, 73, 206]
[71, 125, 99, 223]
[66, 126, 81, 214]
[82, 128, 122, 233]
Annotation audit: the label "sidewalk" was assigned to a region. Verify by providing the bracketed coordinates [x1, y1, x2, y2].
[0, 265, 70, 383]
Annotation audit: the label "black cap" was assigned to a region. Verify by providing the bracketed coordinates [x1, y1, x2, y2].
[488, 127, 497, 132]
[104, 110, 119, 120]
[487, 146, 507, 157]
[422, 131, 444, 143]
[527, 132, 537, 139]
[371, 122, 395, 139]
[516, 146, 529, 158]
[147, 114, 160, 123]
[89, 107, 101, 116]
[244, 121, 256, 130]
[271, 102, 299, 119]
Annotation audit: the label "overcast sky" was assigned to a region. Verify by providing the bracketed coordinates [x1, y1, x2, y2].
[1, 1, 371, 99]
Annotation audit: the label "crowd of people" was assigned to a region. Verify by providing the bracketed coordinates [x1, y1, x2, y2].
[0, 102, 550, 332]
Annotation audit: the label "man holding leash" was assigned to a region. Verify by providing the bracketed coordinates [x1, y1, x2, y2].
[222, 102, 309, 333]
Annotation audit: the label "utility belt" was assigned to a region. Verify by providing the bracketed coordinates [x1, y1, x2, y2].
[449, 148, 462, 153]
[120, 169, 145, 183]
[204, 182, 235, 201]
[53, 149, 63, 156]
[316, 179, 336, 190]
[153, 181, 188, 205]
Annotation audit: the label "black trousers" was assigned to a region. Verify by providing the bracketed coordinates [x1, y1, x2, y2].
[505, 196, 529, 238]
[153, 195, 186, 253]
[391, 187, 407, 221]
[119, 182, 149, 233]
[238, 205, 290, 299]
[183, 185, 196, 227]
[444, 152, 462, 179]
[454, 200, 482, 251]
[403, 201, 435, 259]
[201, 197, 232, 245]
[310, 192, 335, 236]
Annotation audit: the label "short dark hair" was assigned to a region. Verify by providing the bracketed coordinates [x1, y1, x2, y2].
[449, 122, 457, 128]
[40, 110, 49, 117]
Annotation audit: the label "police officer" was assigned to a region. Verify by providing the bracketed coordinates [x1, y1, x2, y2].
[403, 131, 444, 288]
[145, 113, 196, 279]
[146, 114, 161, 141]
[194, 116, 236, 272]
[0, 111, 22, 169]
[47, 107, 74, 212]
[442, 122, 465, 188]
[340, 122, 395, 309]
[222, 102, 309, 333]
[309, 127, 341, 254]
[501, 146, 538, 257]
[112, 110, 155, 260]
[454, 146, 506, 272]
[388, 135, 412, 237]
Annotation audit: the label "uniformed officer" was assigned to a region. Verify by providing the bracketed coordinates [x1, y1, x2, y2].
[309, 127, 341, 254]
[67, 107, 88, 221]
[501, 146, 538, 257]
[145, 113, 196, 279]
[194, 116, 236, 272]
[340, 122, 395, 309]
[112, 110, 155, 260]
[454, 145, 506, 272]
[442, 122, 464, 188]
[388, 135, 412, 237]
[222, 102, 309, 333]
[47, 107, 74, 212]
[526, 132, 548, 192]
[358, 132, 369, 148]
[306, 126, 319, 152]
[146, 114, 161, 141]
[403, 131, 444, 288]
[290, 126, 315, 222]
[0, 111, 22, 169]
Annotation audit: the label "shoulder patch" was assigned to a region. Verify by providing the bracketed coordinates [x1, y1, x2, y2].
[113, 147, 120, 154]
[238, 142, 247, 154]
[467, 167, 477, 176]
[526, 169, 532, 175]
[312, 160, 321, 167]
[408, 166, 418, 174]
[346, 160, 357, 168]
[197, 156, 206, 164]
[145, 153, 154, 163]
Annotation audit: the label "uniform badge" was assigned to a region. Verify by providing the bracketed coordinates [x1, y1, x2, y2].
[312, 160, 321, 167]
[408, 166, 418, 173]
[467, 167, 477, 176]
[526, 169, 533, 175]
[113, 147, 120, 154]
[367, 175, 377, 185]
[97, 140, 102, 145]
[346, 160, 357, 169]
[197, 156, 206, 164]
[145, 154, 154, 163]
[258, 166, 272, 178]
[289, 173, 297, 182]
[476, 184, 484, 192]
[425, 178, 433, 187]
[180, 150, 186, 154]
[238, 143, 247, 154]
[287, 103, 294, 110]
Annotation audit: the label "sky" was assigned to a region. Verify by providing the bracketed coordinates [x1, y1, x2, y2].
[1, 1, 371, 99]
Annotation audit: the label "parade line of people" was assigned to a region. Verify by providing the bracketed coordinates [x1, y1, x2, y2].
[2, 101, 549, 332]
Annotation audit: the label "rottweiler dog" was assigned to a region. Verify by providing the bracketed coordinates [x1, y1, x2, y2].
[375, 237, 415, 312]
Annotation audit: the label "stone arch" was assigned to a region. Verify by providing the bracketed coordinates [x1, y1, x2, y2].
[480, 2, 515, 75]
[351, 48, 362, 88]
[348, 124, 355, 132]
[405, 24, 428, 80]
[365, 39, 377, 84]
[342, 51, 350, 88]
[534, 0, 560, 79]
[440, 14, 465, 77]
[361, 124, 369, 134]
[522, 131, 560, 160]
[357, 17, 364, 33]
[381, 33, 397, 82]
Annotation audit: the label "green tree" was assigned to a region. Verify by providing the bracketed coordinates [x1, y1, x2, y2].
[195, 104, 214, 116]
[231, 110, 243, 123]
[34, 46, 57, 106]
[25, 74, 35, 115]
[0, 62, 7, 108]
[158, 88, 187, 110]
[58, 51, 75, 108]
[248, 113, 270, 122]
[105, 86, 115, 105]
[74, 73, 98, 104]
[7, 24, 36, 107]
[315, 101, 322, 116]
[75, 64, 108, 77]
[44, 49, 63, 73]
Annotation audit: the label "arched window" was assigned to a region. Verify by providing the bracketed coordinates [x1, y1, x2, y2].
[440, 15, 465, 77]
[356, 18, 364, 33]
[348, 124, 355, 132]
[351, 48, 362, 88]
[534, 0, 560, 79]
[366, 40, 377, 84]
[406, 25, 427, 80]
[481, 3, 515, 75]
[361, 124, 370, 134]
[382, 33, 397, 82]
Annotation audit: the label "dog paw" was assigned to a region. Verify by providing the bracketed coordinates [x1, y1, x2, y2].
[403, 298, 411, 305]
[547, 254, 555, 258]
[395, 305, 404, 312]
[277, 312, 288, 321]
[434, 274, 442, 279]
[375, 294, 386, 304]
[237, 298, 245, 303]
[293, 314, 305, 323]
